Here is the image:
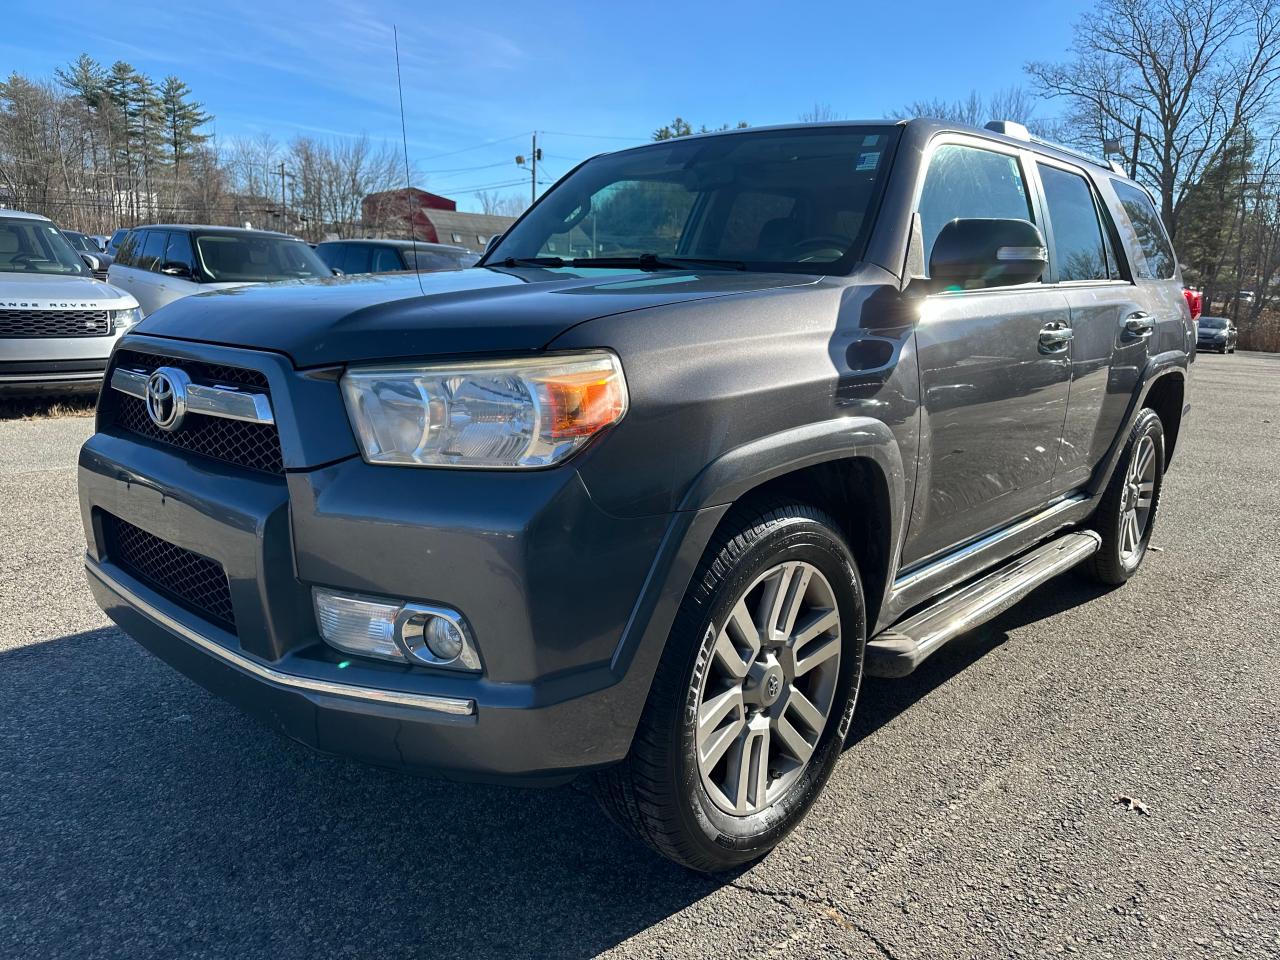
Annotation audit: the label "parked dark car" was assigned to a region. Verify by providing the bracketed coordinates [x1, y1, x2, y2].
[61, 230, 114, 280]
[78, 118, 1192, 873]
[315, 238, 479, 275]
[1196, 315, 1237, 353]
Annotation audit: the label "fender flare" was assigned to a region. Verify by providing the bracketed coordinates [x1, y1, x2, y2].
[1090, 350, 1189, 496]
[603, 417, 909, 740]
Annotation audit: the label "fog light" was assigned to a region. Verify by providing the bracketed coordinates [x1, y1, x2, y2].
[312, 589, 481, 672]
[397, 605, 481, 671]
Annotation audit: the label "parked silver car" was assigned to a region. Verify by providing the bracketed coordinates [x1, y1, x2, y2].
[108, 225, 332, 317]
[0, 210, 141, 395]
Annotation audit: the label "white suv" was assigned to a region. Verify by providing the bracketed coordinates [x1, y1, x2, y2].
[107, 225, 332, 317]
[0, 209, 141, 395]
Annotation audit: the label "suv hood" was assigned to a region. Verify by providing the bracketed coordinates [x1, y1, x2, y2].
[134, 267, 819, 367]
[1, 272, 137, 309]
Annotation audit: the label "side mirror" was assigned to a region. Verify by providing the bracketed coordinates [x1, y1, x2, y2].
[81, 253, 101, 272]
[330, 267, 344, 277]
[928, 218, 1047, 291]
[484, 234, 503, 257]
[160, 261, 193, 279]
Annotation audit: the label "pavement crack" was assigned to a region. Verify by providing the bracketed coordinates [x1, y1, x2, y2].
[734, 881, 902, 959]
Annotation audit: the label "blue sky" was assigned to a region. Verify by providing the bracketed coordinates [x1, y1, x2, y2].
[5, 0, 1094, 211]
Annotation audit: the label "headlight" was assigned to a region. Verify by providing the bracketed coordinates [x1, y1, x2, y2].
[112, 307, 142, 331]
[341, 351, 628, 468]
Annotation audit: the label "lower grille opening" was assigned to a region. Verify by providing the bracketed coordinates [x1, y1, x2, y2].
[103, 514, 236, 632]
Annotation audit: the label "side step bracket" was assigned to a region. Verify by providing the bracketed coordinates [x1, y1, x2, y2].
[866, 530, 1101, 678]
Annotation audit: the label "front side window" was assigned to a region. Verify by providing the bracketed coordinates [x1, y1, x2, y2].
[370, 246, 403, 272]
[164, 231, 196, 273]
[0, 218, 92, 276]
[193, 234, 331, 282]
[139, 230, 168, 272]
[1038, 164, 1111, 282]
[1112, 180, 1176, 280]
[918, 143, 1035, 267]
[490, 126, 900, 273]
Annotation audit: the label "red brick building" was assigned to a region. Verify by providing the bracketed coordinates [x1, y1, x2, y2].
[361, 188, 515, 251]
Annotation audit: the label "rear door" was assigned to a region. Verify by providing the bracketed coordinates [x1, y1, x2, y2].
[904, 137, 1073, 565]
[1032, 159, 1147, 492]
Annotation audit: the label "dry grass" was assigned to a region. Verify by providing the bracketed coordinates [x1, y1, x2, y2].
[0, 394, 97, 422]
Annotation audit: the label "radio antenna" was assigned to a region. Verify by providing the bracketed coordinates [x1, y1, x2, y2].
[393, 25, 424, 294]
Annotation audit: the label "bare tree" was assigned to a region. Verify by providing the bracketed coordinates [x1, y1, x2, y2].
[475, 190, 527, 217]
[891, 86, 1060, 136]
[798, 102, 842, 123]
[1027, 0, 1280, 239]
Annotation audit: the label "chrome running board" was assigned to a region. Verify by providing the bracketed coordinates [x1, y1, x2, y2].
[866, 530, 1101, 678]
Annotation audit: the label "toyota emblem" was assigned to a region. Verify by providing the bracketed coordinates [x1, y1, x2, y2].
[145, 367, 191, 432]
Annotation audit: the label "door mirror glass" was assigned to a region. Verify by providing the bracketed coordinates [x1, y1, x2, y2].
[928, 218, 1047, 291]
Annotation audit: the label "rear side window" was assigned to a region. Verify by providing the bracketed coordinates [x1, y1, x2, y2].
[1112, 180, 1175, 279]
[114, 231, 138, 266]
[918, 143, 1035, 266]
[1038, 164, 1112, 282]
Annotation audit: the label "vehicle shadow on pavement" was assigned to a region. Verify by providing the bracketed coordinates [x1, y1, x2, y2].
[0, 628, 723, 960]
[847, 572, 1115, 747]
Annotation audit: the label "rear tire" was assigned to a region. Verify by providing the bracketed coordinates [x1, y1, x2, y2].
[593, 501, 865, 873]
[1084, 409, 1165, 586]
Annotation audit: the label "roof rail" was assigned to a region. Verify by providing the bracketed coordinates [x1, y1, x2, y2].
[983, 119, 1117, 172]
[1029, 135, 1114, 172]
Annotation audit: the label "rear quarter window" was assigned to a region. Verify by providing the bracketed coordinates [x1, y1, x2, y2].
[1111, 180, 1176, 280]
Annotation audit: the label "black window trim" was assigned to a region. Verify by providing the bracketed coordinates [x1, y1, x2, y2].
[1030, 154, 1134, 288]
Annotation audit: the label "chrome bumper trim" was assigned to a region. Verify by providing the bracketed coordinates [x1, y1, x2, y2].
[111, 367, 275, 425]
[86, 559, 476, 717]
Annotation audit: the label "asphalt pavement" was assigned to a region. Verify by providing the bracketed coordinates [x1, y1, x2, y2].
[1, 353, 1277, 959]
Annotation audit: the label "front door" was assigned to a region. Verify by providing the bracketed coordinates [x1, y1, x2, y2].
[902, 138, 1073, 565]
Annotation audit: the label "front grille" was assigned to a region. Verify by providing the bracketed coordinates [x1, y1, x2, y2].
[0, 308, 111, 338]
[104, 514, 236, 631]
[105, 350, 284, 475]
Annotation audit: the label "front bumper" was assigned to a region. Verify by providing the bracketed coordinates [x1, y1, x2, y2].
[77, 344, 702, 783]
[0, 359, 107, 394]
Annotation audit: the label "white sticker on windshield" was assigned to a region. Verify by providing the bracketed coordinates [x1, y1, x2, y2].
[862, 135, 881, 146]
[856, 152, 880, 171]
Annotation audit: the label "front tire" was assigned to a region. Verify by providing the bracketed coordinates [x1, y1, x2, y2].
[594, 501, 865, 872]
[1084, 409, 1165, 585]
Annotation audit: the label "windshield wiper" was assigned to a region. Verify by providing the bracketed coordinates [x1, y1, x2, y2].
[498, 256, 568, 267]
[569, 254, 746, 271]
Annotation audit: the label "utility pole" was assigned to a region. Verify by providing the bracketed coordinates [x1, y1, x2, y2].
[515, 132, 542, 206]
[1129, 114, 1142, 181]
[279, 161, 288, 230]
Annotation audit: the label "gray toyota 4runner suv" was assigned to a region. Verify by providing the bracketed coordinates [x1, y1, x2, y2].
[79, 119, 1193, 873]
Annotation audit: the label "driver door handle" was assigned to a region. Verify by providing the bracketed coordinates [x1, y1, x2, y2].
[1038, 321, 1073, 353]
[1124, 311, 1154, 337]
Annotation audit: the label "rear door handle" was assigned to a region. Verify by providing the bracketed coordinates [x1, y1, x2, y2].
[1124, 311, 1154, 337]
[1038, 322, 1074, 353]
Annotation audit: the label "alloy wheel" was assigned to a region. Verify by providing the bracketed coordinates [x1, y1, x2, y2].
[1119, 433, 1157, 563]
[694, 561, 842, 816]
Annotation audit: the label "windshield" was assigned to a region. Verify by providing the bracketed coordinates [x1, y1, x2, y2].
[62, 231, 95, 252]
[0, 218, 91, 276]
[1198, 317, 1228, 329]
[193, 233, 331, 282]
[489, 126, 900, 273]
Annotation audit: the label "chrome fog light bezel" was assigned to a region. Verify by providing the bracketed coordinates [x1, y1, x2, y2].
[394, 603, 482, 672]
